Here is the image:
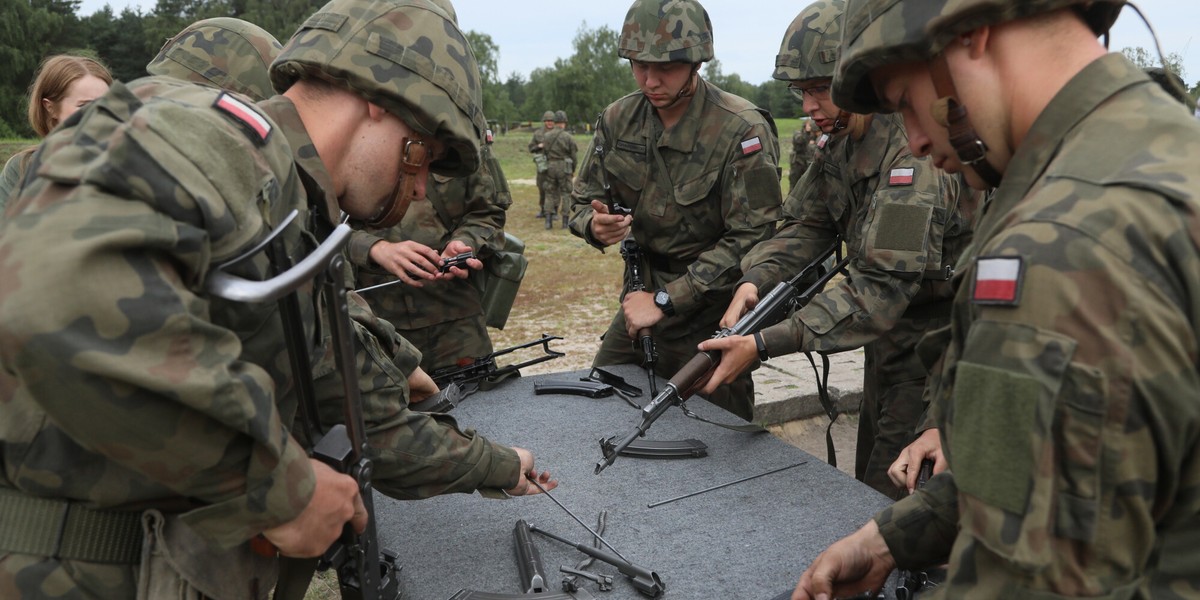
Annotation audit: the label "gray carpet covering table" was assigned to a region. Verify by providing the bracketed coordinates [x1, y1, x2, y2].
[374, 364, 895, 600]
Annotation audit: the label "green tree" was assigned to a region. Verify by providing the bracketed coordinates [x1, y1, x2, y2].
[87, 6, 152, 82]
[1120, 46, 1187, 80]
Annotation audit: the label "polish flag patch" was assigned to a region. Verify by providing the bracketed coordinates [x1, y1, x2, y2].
[741, 136, 763, 155]
[214, 92, 271, 143]
[973, 256, 1023, 306]
[485, 129, 495, 144]
[816, 133, 830, 149]
[889, 167, 915, 186]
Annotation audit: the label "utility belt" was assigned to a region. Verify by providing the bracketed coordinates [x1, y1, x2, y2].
[0, 487, 143, 563]
[642, 250, 692, 275]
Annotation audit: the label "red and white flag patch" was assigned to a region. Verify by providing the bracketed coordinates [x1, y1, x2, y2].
[889, 167, 914, 186]
[973, 256, 1023, 306]
[214, 92, 271, 143]
[485, 129, 495, 144]
[816, 133, 830, 149]
[741, 136, 763, 155]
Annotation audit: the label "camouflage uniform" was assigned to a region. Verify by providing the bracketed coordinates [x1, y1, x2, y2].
[742, 0, 973, 500]
[145, 17, 282, 102]
[568, 0, 782, 421]
[788, 124, 816, 191]
[530, 111, 555, 216]
[835, 0, 1200, 595]
[348, 141, 512, 373]
[542, 120, 578, 227]
[0, 148, 33, 218]
[0, 2, 521, 597]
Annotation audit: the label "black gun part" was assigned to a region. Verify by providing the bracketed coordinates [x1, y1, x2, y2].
[599, 437, 708, 459]
[513, 520, 548, 593]
[529, 525, 665, 598]
[534, 380, 614, 398]
[439, 251, 476, 274]
[646, 462, 806, 508]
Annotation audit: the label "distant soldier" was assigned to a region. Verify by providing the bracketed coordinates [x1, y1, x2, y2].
[568, 0, 782, 421]
[145, 17, 282, 102]
[350, 132, 512, 373]
[787, 120, 817, 191]
[542, 110, 578, 228]
[530, 109, 555, 217]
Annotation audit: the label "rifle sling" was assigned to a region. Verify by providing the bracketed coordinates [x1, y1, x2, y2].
[804, 351, 839, 468]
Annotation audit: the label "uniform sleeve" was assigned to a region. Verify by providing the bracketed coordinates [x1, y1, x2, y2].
[0, 152, 27, 218]
[448, 151, 508, 258]
[347, 229, 386, 268]
[313, 293, 520, 499]
[873, 471, 960, 569]
[760, 157, 955, 357]
[739, 163, 840, 292]
[0, 107, 315, 548]
[663, 120, 782, 316]
[567, 133, 605, 249]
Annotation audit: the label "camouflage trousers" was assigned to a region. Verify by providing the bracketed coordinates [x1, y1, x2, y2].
[854, 314, 946, 500]
[396, 313, 494, 374]
[593, 309, 756, 421]
[536, 171, 547, 213]
[542, 169, 572, 218]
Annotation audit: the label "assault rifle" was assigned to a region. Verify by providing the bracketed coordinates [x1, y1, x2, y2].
[595, 241, 849, 474]
[206, 210, 399, 600]
[430, 334, 565, 390]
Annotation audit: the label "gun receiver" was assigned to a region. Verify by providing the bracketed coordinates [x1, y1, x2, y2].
[896, 459, 939, 600]
[439, 251, 476, 274]
[619, 237, 659, 396]
[430, 334, 565, 390]
[595, 242, 850, 474]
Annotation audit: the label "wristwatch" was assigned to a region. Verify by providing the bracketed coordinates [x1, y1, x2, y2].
[653, 288, 676, 317]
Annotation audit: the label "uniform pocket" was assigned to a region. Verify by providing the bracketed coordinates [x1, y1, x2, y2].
[950, 319, 1107, 572]
[138, 510, 275, 600]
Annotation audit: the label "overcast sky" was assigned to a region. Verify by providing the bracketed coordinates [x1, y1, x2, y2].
[78, 0, 1198, 84]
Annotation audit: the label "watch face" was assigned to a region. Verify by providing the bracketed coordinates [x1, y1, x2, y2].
[655, 290, 670, 305]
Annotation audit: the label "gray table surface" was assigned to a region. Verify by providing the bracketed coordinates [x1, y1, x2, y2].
[374, 364, 894, 600]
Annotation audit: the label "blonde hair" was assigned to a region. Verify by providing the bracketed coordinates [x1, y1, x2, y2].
[27, 54, 113, 137]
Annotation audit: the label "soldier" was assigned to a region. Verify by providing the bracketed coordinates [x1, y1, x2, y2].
[567, 0, 783, 421]
[145, 17, 282, 102]
[542, 109, 578, 229]
[787, 119, 817, 191]
[349, 131, 512, 373]
[790, 0, 1200, 598]
[530, 109, 555, 217]
[0, 1, 555, 598]
[698, 0, 974, 500]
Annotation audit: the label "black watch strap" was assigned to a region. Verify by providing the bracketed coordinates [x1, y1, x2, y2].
[753, 331, 769, 362]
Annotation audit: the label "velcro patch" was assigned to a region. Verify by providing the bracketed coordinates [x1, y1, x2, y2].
[214, 93, 271, 144]
[889, 167, 914, 186]
[741, 136, 763, 156]
[973, 256, 1023, 306]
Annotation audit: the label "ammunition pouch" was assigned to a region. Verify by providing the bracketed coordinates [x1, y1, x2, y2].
[533, 153, 549, 173]
[481, 233, 529, 329]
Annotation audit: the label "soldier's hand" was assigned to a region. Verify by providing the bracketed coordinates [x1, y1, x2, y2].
[720, 282, 760, 328]
[369, 240, 442, 287]
[263, 460, 366, 558]
[622, 290, 664, 335]
[589, 199, 632, 247]
[792, 519, 895, 600]
[440, 240, 483, 279]
[888, 428, 945, 494]
[696, 335, 757, 395]
[407, 367, 439, 404]
[505, 447, 558, 496]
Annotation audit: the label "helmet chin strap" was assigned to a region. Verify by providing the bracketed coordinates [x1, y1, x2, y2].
[929, 53, 1003, 188]
[830, 109, 853, 134]
[650, 64, 700, 111]
[366, 137, 427, 228]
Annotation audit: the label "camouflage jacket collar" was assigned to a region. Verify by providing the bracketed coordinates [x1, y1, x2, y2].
[651, 77, 712, 153]
[257, 95, 341, 226]
[977, 52, 1145, 247]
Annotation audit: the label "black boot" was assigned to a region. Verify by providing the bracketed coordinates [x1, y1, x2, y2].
[562, 215, 569, 228]
[545, 214, 553, 229]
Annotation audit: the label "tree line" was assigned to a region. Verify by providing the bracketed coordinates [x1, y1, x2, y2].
[1, 0, 1195, 138]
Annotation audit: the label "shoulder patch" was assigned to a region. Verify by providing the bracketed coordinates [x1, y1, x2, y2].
[213, 93, 271, 144]
[816, 133, 830, 149]
[741, 136, 763, 156]
[889, 167, 915, 186]
[972, 256, 1023, 306]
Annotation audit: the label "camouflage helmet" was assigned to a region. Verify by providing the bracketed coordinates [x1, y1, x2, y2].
[271, 0, 487, 177]
[426, 0, 458, 23]
[833, 0, 1126, 114]
[554, 110, 567, 123]
[617, 0, 714, 63]
[773, 1, 845, 83]
[146, 17, 282, 102]
[542, 110, 556, 121]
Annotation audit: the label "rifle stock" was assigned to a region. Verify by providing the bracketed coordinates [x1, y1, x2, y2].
[595, 242, 848, 474]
